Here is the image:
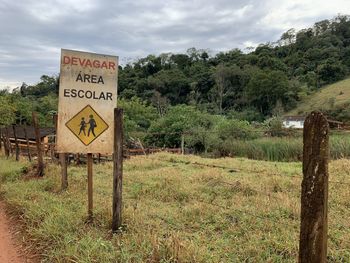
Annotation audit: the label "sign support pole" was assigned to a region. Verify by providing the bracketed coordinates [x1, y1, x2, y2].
[87, 153, 93, 221]
[55, 114, 68, 190]
[60, 154, 68, 190]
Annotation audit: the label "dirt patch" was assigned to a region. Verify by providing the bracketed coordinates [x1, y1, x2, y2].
[0, 201, 38, 263]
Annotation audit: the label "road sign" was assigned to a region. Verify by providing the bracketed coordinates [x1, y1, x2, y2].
[57, 49, 118, 154]
[66, 105, 109, 146]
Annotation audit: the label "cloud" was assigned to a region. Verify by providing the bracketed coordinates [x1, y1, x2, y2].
[0, 0, 349, 88]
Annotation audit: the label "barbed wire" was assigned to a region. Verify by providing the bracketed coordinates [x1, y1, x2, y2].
[157, 157, 350, 186]
[127, 129, 350, 137]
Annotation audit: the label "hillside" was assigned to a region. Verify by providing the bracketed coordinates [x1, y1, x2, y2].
[288, 78, 350, 119]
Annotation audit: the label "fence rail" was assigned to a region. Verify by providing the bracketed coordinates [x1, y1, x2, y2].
[1, 139, 181, 162]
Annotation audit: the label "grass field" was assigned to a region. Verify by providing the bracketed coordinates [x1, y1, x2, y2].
[223, 133, 350, 162]
[0, 153, 350, 262]
[288, 78, 350, 116]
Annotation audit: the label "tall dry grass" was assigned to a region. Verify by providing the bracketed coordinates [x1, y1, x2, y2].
[0, 153, 349, 262]
[220, 134, 350, 162]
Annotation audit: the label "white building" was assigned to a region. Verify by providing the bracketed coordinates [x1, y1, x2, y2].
[283, 116, 305, 129]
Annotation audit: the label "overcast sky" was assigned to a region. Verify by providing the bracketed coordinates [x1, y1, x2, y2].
[1, 0, 350, 89]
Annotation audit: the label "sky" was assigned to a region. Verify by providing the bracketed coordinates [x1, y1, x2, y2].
[1, 0, 350, 89]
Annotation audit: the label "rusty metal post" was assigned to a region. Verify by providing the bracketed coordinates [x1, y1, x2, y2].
[299, 111, 329, 263]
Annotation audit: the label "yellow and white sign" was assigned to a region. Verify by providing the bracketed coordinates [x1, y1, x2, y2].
[65, 105, 109, 146]
[57, 49, 118, 154]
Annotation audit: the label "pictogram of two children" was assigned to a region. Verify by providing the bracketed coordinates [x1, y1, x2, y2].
[79, 115, 97, 137]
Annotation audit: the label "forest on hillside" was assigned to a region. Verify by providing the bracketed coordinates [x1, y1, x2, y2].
[1, 15, 350, 153]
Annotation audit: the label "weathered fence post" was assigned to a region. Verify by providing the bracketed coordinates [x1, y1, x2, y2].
[60, 154, 68, 190]
[87, 153, 93, 221]
[299, 111, 329, 263]
[32, 112, 45, 176]
[0, 129, 2, 151]
[12, 125, 20, 161]
[51, 114, 58, 163]
[2, 130, 9, 157]
[112, 108, 123, 232]
[54, 114, 68, 189]
[0, 129, 4, 153]
[5, 127, 13, 156]
[181, 134, 185, 155]
[23, 126, 32, 162]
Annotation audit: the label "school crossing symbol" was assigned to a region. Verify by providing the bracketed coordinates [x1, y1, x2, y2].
[65, 105, 109, 146]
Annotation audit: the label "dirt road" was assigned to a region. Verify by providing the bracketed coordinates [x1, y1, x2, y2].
[0, 202, 29, 263]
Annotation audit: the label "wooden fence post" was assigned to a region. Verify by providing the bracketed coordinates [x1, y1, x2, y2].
[12, 125, 20, 161]
[87, 153, 93, 221]
[2, 130, 9, 157]
[5, 127, 13, 156]
[23, 126, 32, 162]
[52, 114, 59, 164]
[32, 112, 44, 177]
[112, 108, 123, 232]
[299, 111, 329, 263]
[60, 154, 68, 190]
[181, 134, 185, 155]
[54, 113, 68, 188]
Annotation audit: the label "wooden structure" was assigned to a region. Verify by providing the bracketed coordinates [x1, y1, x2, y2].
[327, 119, 345, 129]
[283, 116, 305, 129]
[0, 126, 55, 156]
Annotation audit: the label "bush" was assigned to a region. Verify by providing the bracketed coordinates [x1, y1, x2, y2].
[146, 105, 214, 147]
[216, 118, 259, 141]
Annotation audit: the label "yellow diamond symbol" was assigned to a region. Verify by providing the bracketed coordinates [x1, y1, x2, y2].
[66, 105, 109, 146]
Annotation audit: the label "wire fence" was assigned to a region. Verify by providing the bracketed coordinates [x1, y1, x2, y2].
[123, 156, 349, 233]
[127, 128, 350, 136]
[156, 156, 350, 187]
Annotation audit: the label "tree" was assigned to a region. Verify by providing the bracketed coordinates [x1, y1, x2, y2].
[317, 60, 347, 84]
[146, 105, 211, 147]
[21, 75, 59, 97]
[213, 64, 233, 114]
[246, 70, 289, 115]
[148, 69, 191, 105]
[0, 96, 16, 126]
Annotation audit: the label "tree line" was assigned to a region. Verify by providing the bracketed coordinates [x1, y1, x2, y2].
[1, 15, 350, 152]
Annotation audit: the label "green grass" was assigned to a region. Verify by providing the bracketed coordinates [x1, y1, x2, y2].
[288, 78, 350, 116]
[0, 154, 350, 262]
[221, 134, 350, 162]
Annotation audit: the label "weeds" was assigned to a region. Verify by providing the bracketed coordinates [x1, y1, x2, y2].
[0, 153, 349, 262]
[220, 133, 350, 162]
